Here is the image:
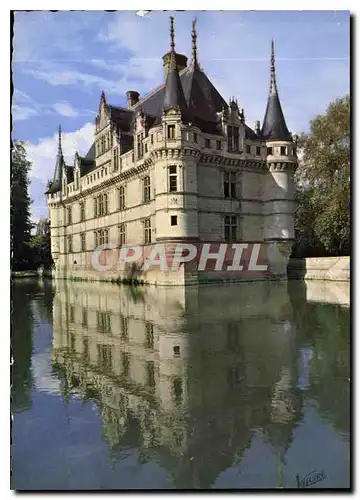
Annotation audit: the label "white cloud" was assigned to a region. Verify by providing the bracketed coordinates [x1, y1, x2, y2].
[52, 101, 79, 117]
[12, 104, 38, 121]
[26, 121, 95, 183]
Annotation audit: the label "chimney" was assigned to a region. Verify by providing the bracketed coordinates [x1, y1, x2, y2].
[126, 91, 140, 108]
[254, 120, 261, 135]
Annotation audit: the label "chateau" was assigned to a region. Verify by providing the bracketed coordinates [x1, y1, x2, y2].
[46, 17, 298, 285]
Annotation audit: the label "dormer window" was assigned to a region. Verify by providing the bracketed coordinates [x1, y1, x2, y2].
[137, 133, 144, 159]
[246, 145, 251, 154]
[256, 146, 261, 156]
[280, 146, 287, 155]
[205, 138, 211, 148]
[267, 147, 273, 155]
[193, 132, 198, 143]
[227, 126, 240, 152]
[167, 125, 175, 139]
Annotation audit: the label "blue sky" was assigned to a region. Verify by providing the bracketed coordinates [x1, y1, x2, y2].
[12, 10, 350, 222]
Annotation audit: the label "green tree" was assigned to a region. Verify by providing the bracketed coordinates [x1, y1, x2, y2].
[293, 95, 350, 257]
[29, 218, 53, 270]
[11, 141, 34, 270]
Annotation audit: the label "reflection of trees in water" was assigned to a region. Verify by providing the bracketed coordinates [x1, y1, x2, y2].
[11, 280, 42, 412]
[288, 282, 350, 436]
[306, 304, 349, 435]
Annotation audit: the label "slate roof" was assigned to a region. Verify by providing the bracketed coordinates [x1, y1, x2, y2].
[261, 94, 292, 141]
[47, 45, 265, 195]
[261, 41, 292, 142]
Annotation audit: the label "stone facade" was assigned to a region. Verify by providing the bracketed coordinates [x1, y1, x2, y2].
[46, 19, 297, 285]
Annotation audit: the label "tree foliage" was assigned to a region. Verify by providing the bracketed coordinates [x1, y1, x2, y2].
[293, 95, 350, 257]
[11, 142, 34, 271]
[29, 218, 53, 270]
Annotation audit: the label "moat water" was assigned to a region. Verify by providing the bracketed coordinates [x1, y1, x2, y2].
[11, 279, 350, 490]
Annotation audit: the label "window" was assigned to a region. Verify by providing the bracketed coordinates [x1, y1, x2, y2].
[168, 165, 177, 192]
[69, 305, 75, 324]
[145, 143, 148, 154]
[246, 145, 251, 154]
[172, 378, 182, 405]
[167, 125, 175, 139]
[216, 140, 222, 150]
[227, 126, 240, 151]
[97, 344, 112, 371]
[67, 235, 73, 253]
[82, 308, 88, 328]
[80, 232, 86, 252]
[119, 223, 126, 246]
[171, 215, 178, 226]
[132, 152, 134, 163]
[224, 172, 236, 198]
[113, 147, 119, 171]
[144, 218, 151, 244]
[233, 126, 239, 151]
[256, 146, 261, 156]
[267, 147, 273, 155]
[147, 361, 155, 388]
[97, 171, 100, 179]
[118, 185, 126, 210]
[281, 146, 287, 155]
[83, 337, 89, 363]
[143, 176, 151, 203]
[224, 215, 237, 243]
[95, 229, 108, 247]
[67, 206, 72, 225]
[205, 138, 211, 148]
[145, 322, 154, 349]
[97, 311, 111, 334]
[80, 201, 85, 222]
[94, 194, 108, 217]
[137, 132, 144, 159]
[227, 126, 233, 150]
[122, 352, 130, 376]
[151, 134, 154, 145]
[173, 345, 180, 357]
[193, 132, 198, 143]
[120, 315, 128, 340]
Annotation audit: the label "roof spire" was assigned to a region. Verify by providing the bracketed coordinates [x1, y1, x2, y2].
[260, 39, 292, 141]
[170, 15, 175, 53]
[161, 16, 189, 120]
[192, 18, 198, 66]
[57, 124, 63, 157]
[270, 39, 278, 96]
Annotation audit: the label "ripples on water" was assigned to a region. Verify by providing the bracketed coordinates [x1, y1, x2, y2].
[11, 279, 350, 490]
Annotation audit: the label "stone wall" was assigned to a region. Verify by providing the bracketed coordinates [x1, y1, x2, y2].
[287, 256, 350, 282]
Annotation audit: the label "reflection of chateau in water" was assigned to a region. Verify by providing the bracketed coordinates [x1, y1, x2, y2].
[52, 281, 308, 488]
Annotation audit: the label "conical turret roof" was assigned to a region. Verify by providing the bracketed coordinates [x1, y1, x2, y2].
[261, 40, 292, 142]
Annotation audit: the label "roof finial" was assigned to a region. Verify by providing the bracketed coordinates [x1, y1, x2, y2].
[170, 16, 175, 53]
[270, 39, 278, 96]
[192, 18, 198, 66]
[58, 124, 63, 156]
